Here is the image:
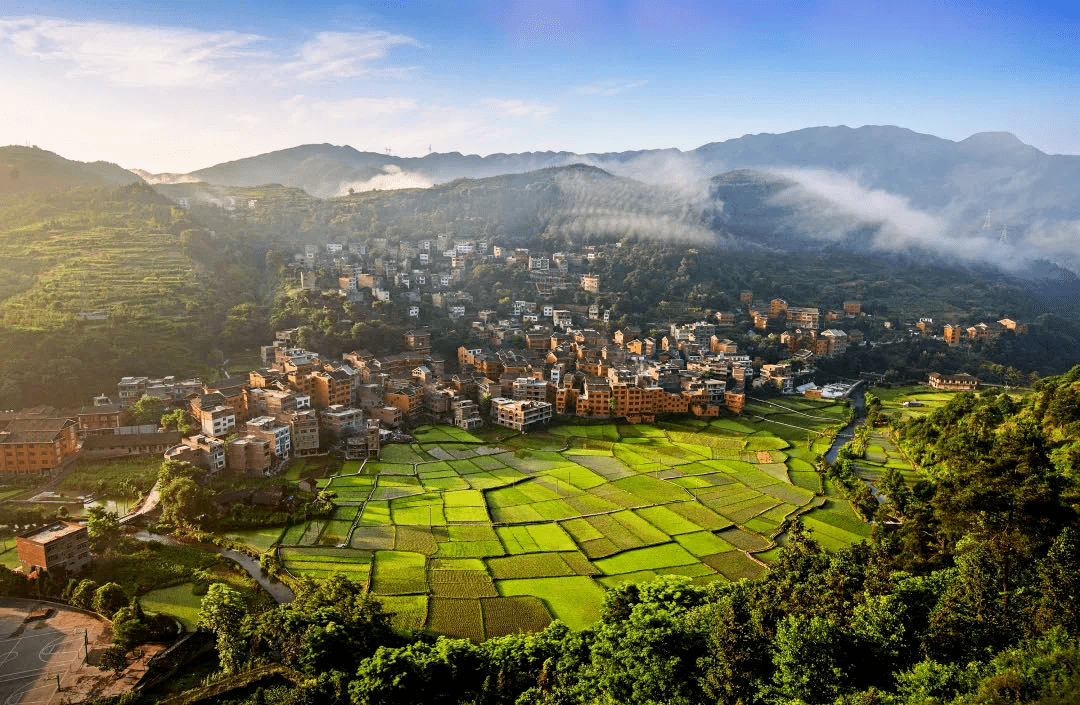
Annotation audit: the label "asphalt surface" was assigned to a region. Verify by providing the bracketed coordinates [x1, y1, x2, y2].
[0, 601, 101, 705]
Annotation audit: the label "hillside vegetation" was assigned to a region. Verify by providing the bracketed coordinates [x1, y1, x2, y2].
[0, 181, 260, 406]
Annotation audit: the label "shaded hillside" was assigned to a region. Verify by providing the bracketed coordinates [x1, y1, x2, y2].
[0, 182, 260, 407]
[158, 164, 714, 247]
[153, 126, 1080, 273]
[0, 145, 142, 198]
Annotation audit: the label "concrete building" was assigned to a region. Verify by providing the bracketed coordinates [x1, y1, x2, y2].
[491, 398, 553, 432]
[198, 405, 235, 438]
[512, 377, 549, 402]
[346, 420, 382, 459]
[226, 435, 273, 474]
[289, 409, 320, 457]
[453, 400, 483, 431]
[320, 405, 364, 437]
[928, 372, 979, 391]
[17, 522, 91, 574]
[164, 434, 226, 473]
[246, 416, 291, 459]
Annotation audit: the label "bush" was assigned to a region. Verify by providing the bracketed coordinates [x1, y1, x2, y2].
[92, 582, 128, 618]
[71, 579, 99, 610]
[98, 645, 128, 672]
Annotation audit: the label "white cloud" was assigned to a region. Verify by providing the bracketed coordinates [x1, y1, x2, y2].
[575, 79, 648, 96]
[285, 31, 419, 81]
[0, 16, 261, 87]
[482, 98, 555, 118]
[336, 165, 433, 196]
[283, 94, 418, 124]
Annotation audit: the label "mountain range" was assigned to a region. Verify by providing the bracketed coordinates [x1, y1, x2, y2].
[5, 125, 1080, 274]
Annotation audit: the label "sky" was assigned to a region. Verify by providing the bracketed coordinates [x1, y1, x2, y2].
[0, 0, 1076, 172]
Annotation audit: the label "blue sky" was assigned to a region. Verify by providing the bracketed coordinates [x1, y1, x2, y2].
[0, 0, 1076, 171]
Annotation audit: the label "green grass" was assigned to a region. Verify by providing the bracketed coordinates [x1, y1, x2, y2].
[57, 456, 161, 495]
[140, 583, 203, 630]
[221, 526, 285, 553]
[496, 576, 606, 630]
[261, 418, 862, 637]
[593, 543, 699, 575]
[371, 550, 428, 595]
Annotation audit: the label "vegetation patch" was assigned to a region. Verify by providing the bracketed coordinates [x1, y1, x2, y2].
[481, 596, 552, 638]
[496, 576, 605, 630]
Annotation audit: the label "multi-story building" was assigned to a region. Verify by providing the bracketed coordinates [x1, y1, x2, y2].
[385, 385, 424, 415]
[309, 368, 353, 409]
[769, 298, 788, 317]
[815, 329, 849, 357]
[320, 405, 364, 437]
[226, 435, 273, 474]
[0, 417, 80, 475]
[714, 311, 736, 326]
[491, 398, 553, 432]
[164, 434, 226, 473]
[76, 404, 124, 436]
[197, 405, 235, 438]
[246, 416, 291, 459]
[552, 310, 573, 328]
[928, 372, 979, 391]
[943, 324, 963, 346]
[453, 400, 483, 431]
[512, 377, 549, 403]
[346, 420, 382, 459]
[289, 409, 320, 457]
[17, 522, 91, 574]
[786, 306, 820, 330]
[368, 406, 403, 428]
[581, 274, 600, 293]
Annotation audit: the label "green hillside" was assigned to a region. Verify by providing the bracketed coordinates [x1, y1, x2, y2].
[0, 182, 258, 407]
[0, 145, 141, 198]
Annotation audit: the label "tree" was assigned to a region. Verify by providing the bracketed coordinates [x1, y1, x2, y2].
[71, 579, 98, 610]
[160, 408, 193, 434]
[130, 395, 166, 426]
[98, 645, 128, 672]
[160, 476, 213, 526]
[92, 582, 128, 618]
[198, 583, 248, 675]
[85, 506, 121, 554]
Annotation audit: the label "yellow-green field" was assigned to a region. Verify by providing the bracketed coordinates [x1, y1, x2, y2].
[274, 405, 866, 640]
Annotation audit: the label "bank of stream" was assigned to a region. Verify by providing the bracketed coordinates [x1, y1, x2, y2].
[822, 386, 883, 502]
[133, 530, 294, 604]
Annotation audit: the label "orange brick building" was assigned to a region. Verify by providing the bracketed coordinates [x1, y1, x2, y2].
[0, 417, 79, 474]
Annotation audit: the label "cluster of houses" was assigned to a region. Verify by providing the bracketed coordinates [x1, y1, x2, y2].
[942, 318, 1027, 345]
[458, 314, 750, 427]
[306, 234, 601, 320]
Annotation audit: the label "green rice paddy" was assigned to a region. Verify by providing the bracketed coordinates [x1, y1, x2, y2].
[275, 412, 867, 640]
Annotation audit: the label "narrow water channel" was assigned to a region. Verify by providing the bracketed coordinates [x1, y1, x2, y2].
[133, 530, 294, 604]
[821, 387, 884, 502]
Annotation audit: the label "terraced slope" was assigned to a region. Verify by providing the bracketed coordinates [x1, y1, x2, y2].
[273, 405, 868, 640]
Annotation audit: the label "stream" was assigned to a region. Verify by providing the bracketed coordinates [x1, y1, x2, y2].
[821, 385, 884, 502]
[133, 530, 295, 604]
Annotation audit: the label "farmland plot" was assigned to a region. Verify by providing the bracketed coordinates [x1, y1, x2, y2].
[309, 418, 860, 638]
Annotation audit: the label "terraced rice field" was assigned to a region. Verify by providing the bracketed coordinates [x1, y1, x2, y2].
[276, 410, 868, 640]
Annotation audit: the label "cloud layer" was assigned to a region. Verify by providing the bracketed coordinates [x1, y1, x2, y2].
[0, 17, 261, 87]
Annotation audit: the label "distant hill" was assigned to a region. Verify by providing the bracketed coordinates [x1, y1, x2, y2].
[156, 163, 716, 248]
[0, 146, 142, 197]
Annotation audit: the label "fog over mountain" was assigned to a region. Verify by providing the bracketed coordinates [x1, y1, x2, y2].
[132, 125, 1080, 274]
